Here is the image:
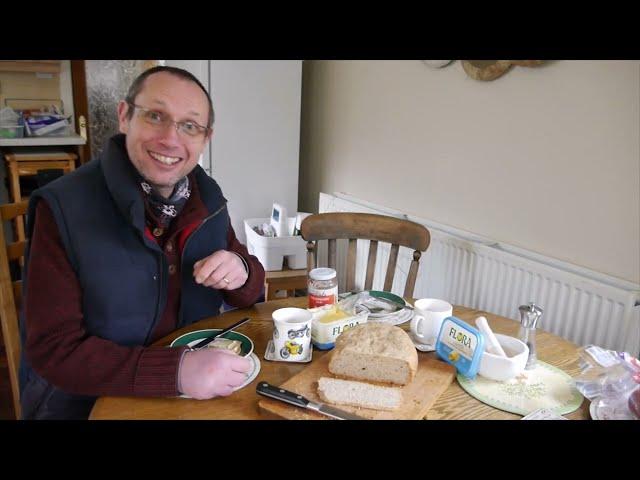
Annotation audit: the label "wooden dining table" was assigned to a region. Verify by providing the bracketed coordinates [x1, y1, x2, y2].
[89, 297, 590, 420]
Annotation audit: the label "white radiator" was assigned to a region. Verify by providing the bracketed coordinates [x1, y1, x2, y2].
[319, 192, 640, 356]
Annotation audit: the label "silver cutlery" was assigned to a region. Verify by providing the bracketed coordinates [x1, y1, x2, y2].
[367, 296, 414, 312]
[189, 317, 250, 350]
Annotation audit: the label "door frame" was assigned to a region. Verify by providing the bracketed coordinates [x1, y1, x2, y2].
[70, 60, 91, 164]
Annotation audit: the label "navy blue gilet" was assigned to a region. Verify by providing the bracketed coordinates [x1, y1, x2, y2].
[19, 134, 229, 419]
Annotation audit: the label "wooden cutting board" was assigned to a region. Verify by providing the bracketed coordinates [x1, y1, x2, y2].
[258, 352, 456, 420]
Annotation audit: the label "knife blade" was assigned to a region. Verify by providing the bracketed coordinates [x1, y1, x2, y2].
[189, 317, 250, 350]
[256, 382, 366, 420]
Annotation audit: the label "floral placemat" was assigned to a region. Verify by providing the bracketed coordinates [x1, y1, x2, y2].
[457, 361, 583, 416]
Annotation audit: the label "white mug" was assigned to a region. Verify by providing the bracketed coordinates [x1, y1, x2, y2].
[271, 307, 312, 361]
[410, 298, 453, 347]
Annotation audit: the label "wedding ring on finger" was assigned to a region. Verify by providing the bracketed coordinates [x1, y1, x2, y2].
[223, 277, 230, 285]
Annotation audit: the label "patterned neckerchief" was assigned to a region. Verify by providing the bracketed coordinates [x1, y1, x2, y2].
[140, 176, 191, 228]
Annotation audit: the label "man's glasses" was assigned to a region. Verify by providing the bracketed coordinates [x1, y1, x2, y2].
[128, 103, 209, 141]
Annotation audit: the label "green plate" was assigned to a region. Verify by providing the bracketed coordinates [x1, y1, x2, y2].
[368, 290, 406, 316]
[170, 329, 254, 357]
[368, 290, 405, 305]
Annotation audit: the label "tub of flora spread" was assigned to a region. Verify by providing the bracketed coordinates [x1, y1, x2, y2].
[310, 304, 369, 350]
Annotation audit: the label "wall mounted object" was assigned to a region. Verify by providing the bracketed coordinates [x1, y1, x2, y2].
[422, 60, 454, 68]
[461, 60, 545, 81]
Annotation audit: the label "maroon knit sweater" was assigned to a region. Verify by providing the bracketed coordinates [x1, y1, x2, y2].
[23, 177, 264, 398]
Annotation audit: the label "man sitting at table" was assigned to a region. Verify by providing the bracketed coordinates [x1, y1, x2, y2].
[18, 66, 265, 419]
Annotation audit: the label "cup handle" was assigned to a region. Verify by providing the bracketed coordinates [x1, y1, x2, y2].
[410, 314, 428, 342]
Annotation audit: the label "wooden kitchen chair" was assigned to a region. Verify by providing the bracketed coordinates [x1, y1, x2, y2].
[0, 200, 28, 419]
[300, 212, 430, 298]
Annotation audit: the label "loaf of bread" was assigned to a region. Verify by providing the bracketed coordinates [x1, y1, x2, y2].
[328, 323, 418, 385]
[317, 377, 402, 411]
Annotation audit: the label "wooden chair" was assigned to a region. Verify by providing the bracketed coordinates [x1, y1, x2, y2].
[4, 152, 76, 241]
[0, 200, 28, 419]
[264, 267, 308, 301]
[300, 212, 430, 298]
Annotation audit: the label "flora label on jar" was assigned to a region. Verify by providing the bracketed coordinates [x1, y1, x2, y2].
[308, 267, 338, 308]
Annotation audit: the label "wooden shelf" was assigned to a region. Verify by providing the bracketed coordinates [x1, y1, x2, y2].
[0, 135, 86, 147]
[0, 61, 61, 74]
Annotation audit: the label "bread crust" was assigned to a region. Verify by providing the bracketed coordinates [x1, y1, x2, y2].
[329, 323, 418, 385]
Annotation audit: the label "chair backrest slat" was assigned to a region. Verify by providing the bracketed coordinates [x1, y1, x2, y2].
[0, 200, 28, 420]
[0, 201, 28, 221]
[7, 241, 27, 262]
[404, 251, 423, 298]
[328, 239, 337, 270]
[383, 244, 400, 291]
[346, 239, 357, 293]
[306, 241, 317, 270]
[12, 281, 22, 311]
[364, 240, 378, 291]
[301, 213, 430, 298]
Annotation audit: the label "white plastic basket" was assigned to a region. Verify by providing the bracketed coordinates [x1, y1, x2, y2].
[244, 217, 307, 271]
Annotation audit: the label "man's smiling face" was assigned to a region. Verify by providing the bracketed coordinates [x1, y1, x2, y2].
[117, 71, 212, 198]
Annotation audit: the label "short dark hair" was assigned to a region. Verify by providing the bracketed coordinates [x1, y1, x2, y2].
[124, 65, 214, 128]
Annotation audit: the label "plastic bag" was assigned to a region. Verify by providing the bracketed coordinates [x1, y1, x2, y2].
[574, 345, 640, 419]
[336, 291, 369, 316]
[0, 107, 20, 124]
[338, 291, 403, 316]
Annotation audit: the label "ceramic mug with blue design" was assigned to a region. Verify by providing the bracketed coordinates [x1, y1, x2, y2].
[271, 308, 312, 361]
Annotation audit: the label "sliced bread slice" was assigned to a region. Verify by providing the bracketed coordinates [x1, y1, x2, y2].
[317, 377, 402, 411]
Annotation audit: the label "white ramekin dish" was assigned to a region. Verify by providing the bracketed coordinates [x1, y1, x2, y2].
[478, 333, 529, 381]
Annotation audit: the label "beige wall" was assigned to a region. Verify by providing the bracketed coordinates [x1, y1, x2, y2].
[299, 60, 640, 284]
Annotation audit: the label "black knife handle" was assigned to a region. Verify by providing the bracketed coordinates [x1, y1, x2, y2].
[256, 382, 310, 409]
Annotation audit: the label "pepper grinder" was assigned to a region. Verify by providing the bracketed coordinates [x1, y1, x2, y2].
[518, 302, 543, 369]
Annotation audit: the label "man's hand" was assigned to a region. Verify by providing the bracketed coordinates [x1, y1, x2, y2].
[193, 250, 248, 290]
[178, 348, 252, 399]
